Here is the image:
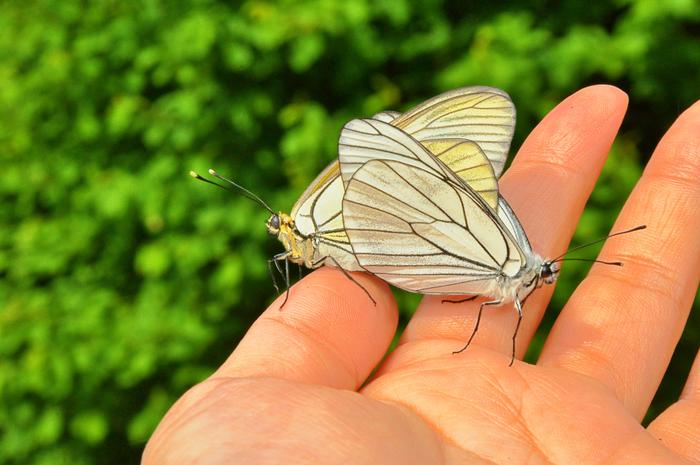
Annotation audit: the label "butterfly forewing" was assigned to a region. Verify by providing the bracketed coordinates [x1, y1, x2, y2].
[342, 158, 525, 295]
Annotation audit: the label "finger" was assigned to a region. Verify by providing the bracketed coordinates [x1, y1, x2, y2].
[400, 85, 629, 360]
[539, 100, 700, 418]
[647, 350, 700, 463]
[213, 267, 398, 390]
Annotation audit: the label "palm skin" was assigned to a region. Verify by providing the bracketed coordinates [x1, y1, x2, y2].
[143, 87, 700, 464]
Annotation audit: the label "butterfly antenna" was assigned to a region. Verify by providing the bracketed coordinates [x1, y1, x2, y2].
[190, 170, 229, 190]
[550, 225, 646, 262]
[190, 169, 276, 215]
[554, 258, 623, 266]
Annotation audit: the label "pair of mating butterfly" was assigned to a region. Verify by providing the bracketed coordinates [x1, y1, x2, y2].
[193, 86, 643, 364]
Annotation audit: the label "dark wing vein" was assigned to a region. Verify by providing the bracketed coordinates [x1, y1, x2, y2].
[384, 162, 458, 224]
[407, 222, 500, 271]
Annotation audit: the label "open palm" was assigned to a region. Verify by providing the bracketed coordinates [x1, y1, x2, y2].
[143, 86, 700, 464]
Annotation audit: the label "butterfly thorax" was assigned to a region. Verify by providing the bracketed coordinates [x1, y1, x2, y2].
[493, 254, 559, 303]
[267, 212, 317, 268]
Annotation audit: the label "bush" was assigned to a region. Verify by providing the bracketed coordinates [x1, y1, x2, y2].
[0, 1, 697, 463]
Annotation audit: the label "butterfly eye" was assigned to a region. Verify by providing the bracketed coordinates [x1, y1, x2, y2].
[268, 214, 280, 230]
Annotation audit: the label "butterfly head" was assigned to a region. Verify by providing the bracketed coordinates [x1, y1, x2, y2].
[538, 260, 560, 286]
[266, 212, 295, 237]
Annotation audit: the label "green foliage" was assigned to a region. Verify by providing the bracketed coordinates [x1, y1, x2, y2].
[0, 0, 698, 462]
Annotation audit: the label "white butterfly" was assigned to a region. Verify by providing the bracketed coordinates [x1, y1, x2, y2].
[192, 86, 639, 361]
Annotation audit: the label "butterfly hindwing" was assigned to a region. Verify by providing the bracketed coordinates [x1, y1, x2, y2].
[391, 86, 516, 177]
[420, 139, 498, 209]
[290, 161, 358, 268]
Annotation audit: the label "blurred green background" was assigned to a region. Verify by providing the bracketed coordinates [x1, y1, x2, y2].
[1, 0, 698, 463]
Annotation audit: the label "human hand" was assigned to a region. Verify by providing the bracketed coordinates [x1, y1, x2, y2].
[143, 86, 700, 464]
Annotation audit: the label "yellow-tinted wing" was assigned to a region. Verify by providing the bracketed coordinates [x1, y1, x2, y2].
[420, 139, 498, 209]
[391, 86, 515, 177]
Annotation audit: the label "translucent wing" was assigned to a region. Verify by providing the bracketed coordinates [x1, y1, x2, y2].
[291, 161, 339, 232]
[342, 159, 525, 294]
[496, 195, 532, 257]
[391, 86, 515, 177]
[338, 118, 499, 209]
[290, 161, 358, 269]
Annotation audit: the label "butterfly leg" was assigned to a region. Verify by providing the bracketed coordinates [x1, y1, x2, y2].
[314, 256, 377, 305]
[269, 252, 292, 308]
[280, 256, 291, 308]
[272, 254, 285, 278]
[441, 295, 478, 304]
[267, 259, 281, 294]
[268, 252, 289, 294]
[452, 299, 502, 355]
[509, 298, 524, 367]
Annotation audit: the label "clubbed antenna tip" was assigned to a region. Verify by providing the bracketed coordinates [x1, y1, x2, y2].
[189, 167, 275, 215]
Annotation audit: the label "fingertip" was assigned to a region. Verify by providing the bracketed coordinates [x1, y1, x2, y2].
[509, 84, 628, 180]
[548, 84, 629, 136]
[671, 99, 700, 132]
[555, 85, 628, 125]
[678, 98, 700, 119]
[573, 84, 628, 109]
